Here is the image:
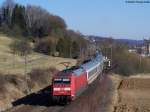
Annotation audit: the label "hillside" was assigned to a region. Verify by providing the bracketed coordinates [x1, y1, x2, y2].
[0, 34, 77, 111]
[86, 35, 144, 47]
[0, 34, 76, 75]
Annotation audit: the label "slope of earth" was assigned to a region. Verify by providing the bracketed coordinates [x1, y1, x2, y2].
[0, 34, 76, 111]
[0, 34, 76, 75]
[111, 74, 150, 112]
[107, 74, 123, 112]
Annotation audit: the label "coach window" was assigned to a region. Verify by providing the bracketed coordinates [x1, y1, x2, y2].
[88, 67, 97, 78]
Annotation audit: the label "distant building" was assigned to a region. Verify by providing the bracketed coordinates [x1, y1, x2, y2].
[128, 49, 137, 53]
[144, 39, 150, 56]
[128, 39, 150, 57]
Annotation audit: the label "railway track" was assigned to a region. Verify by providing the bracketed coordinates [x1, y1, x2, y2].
[4, 66, 113, 112]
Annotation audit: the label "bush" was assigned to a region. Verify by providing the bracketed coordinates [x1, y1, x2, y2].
[10, 39, 32, 56]
[100, 40, 150, 76]
[112, 47, 150, 76]
[29, 67, 58, 87]
[34, 37, 57, 55]
[56, 38, 81, 58]
[0, 74, 28, 94]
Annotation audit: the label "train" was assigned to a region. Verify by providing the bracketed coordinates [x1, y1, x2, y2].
[52, 51, 105, 103]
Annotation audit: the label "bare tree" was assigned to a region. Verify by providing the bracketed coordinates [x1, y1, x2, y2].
[2, 0, 15, 25]
[10, 39, 32, 74]
[25, 5, 51, 37]
[10, 39, 32, 93]
[25, 5, 66, 38]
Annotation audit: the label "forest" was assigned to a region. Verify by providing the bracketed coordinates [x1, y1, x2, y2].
[0, 0, 90, 58]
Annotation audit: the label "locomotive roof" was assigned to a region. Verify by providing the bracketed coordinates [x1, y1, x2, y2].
[73, 52, 104, 76]
[55, 52, 104, 77]
[81, 53, 103, 71]
[57, 66, 85, 77]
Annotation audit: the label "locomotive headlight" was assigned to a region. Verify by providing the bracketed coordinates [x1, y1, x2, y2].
[53, 88, 60, 91]
[64, 87, 71, 91]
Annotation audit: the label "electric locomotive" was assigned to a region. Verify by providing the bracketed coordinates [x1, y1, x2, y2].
[52, 51, 104, 103]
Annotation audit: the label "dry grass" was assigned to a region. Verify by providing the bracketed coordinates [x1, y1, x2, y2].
[107, 74, 123, 112]
[0, 67, 59, 111]
[128, 73, 150, 78]
[0, 74, 28, 111]
[28, 67, 58, 91]
[0, 35, 76, 75]
[0, 34, 76, 111]
[109, 74, 150, 112]
[115, 78, 150, 112]
[0, 34, 77, 111]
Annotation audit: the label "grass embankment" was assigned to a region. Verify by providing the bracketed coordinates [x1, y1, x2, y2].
[0, 34, 76, 111]
[0, 34, 76, 74]
[0, 67, 58, 111]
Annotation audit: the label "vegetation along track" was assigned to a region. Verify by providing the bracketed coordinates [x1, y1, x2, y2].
[114, 78, 150, 112]
[4, 71, 112, 112]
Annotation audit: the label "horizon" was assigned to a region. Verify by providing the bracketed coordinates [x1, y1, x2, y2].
[0, 0, 150, 40]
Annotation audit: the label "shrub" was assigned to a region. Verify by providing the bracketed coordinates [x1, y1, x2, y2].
[0, 74, 28, 95]
[100, 40, 150, 76]
[10, 39, 32, 56]
[34, 37, 57, 55]
[112, 47, 150, 76]
[29, 67, 58, 87]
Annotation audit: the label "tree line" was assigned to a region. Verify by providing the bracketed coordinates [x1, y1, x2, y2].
[0, 0, 90, 58]
[99, 38, 150, 76]
[0, 0, 66, 38]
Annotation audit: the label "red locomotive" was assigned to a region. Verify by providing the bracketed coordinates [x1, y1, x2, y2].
[52, 51, 104, 103]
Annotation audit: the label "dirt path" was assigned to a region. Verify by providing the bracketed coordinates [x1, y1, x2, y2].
[110, 74, 150, 112]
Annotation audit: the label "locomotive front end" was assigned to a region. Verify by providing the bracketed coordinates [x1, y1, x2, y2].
[52, 74, 74, 103]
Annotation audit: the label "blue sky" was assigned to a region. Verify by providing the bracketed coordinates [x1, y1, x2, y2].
[0, 0, 150, 40]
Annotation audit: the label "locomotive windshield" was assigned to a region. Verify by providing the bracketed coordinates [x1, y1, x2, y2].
[62, 79, 70, 84]
[54, 78, 70, 85]
[54, 79, 62, 84]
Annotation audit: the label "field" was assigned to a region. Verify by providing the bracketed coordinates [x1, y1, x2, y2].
[0, 34, 76, 75]
[110, 74, 150, 112]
